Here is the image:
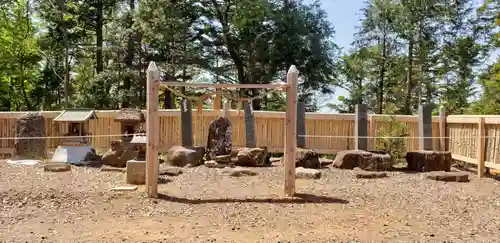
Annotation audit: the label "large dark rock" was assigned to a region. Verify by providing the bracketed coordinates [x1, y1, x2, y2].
[332, 150, 393, 171]
[296, 148, 321, 169]
[102, 141, 136, 167]
[206, 117, 232, 160]
[13, 112, 46, 159]
[234, 147, 270, 167]
[165, 146, 205, 167]
[406, 151, 452, 172]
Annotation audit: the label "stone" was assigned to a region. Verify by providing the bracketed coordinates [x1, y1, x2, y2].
[44, 163, 71, 172]
[319, 158, 334, 167]
[426, 171, 469, 182]
[204, 160, 226, 168]
[332, 150, 393, 171]
[206, 117, 232, 160]
[100, 166, 125, 172]
[84, 148, 101, 162]
[165, 146, 205, 167]
[295, 167, 321, 179]
[159, 167, 183, 176]
[296, 148, 321, 169]
[296, 102, 306, 148]
[102, 141, 137, 167]
[244, 102, 257, 148]
[295, 148, 321, 169]
[406, 151, 452, 172]
[13, 112, 46, 159]
[354, 168, 387, 179]
[110, 186, 138, 191]
[234, 147, 270, 167]
[215, 155, 231, 163]
[126, 160, 145, 185]
[355, 104, 368, 150]
[220, 167, 257, 177]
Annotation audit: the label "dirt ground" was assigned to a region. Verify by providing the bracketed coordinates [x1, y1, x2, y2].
[1, 161, 500, 243]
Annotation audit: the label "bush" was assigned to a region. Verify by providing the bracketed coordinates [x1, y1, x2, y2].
[375, 116, 409, 164]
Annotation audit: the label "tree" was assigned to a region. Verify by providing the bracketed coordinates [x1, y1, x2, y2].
[0, 0, 41, 111]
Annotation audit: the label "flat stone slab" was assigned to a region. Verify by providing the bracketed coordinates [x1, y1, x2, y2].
[220, 167, 257, 177]
[159, 167, 183, 176]
[354, 168, 387, 179]
[296, 167, 321, 179]
[319, 158, 333, 167]
[204, 160, 227, 168]
[44, 163, 71, 172]
[101, 166, 125, 173]
[110, 186, 138, 191]
[426, 172, 469, 182]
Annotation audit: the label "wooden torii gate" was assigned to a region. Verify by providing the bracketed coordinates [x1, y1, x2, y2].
[145, 61, 298, 198]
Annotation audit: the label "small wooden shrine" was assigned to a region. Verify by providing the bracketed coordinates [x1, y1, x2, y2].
[53, 109, 97, 146]
[114, 108, 145, 143]
[51, 109, 97, 164]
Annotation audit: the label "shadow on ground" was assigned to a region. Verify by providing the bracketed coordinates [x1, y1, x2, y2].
[155, 193, 349, 205]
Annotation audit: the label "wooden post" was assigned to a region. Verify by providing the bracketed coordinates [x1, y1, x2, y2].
[284, 65, 298, 197]
[146, 61, 160, 198]
[213, 88, 221, 110]
[180, 99, 193, 147]
[439, 106, 446, 151]
[355, 104, 368, 150]
[222, 100, 230, 118]
[418, 104, 433, 151]
[296, 102, 306, 148]
[244, 101, 256, 148]
[477, 117, 485, 178]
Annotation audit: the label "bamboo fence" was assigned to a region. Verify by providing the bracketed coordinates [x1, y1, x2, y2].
[0, 110, 499, 169]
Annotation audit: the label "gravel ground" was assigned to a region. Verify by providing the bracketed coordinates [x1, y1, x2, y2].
[1, 161, 500, 243]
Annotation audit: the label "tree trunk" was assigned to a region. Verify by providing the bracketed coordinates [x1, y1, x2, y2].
[163, 89, 172, 109]
[378, 35, 387, 114]
[404, 37, 414, 115]
[96, 0, 104, 73]
[123, 0, 135, 108]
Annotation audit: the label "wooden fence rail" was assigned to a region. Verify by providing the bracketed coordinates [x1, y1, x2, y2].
[0, 110, 499, 169]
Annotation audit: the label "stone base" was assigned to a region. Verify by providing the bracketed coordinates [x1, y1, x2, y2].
[126, 160, 146, 185]
[406, 151, 452, 172]
[354, 168, 387, 179]
[426, 171, 469, 182]
[296, 167, 321, 179]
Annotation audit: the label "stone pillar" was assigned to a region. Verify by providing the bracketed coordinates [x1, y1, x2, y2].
[418, 104, 433, 151]
[180, 99, 193, 147]
[296, 102, 306, 148]
[244, 101, 256, 148]
[355, 104, 368, 150]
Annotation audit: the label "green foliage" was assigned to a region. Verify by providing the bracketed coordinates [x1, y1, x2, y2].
[0, 0, 497, 115]
[330, 0, 493, 115]
[375, 116, 409, 164]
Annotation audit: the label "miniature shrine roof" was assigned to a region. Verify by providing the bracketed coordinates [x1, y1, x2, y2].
[115, 108, 145, 122]
[53, 110, 97, 122]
